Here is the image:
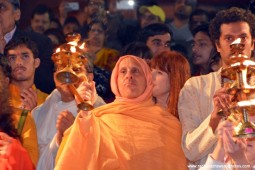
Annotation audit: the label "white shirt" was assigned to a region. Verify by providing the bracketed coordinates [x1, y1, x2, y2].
[32, 89, 105, 170]
[178, 70, 221, 168]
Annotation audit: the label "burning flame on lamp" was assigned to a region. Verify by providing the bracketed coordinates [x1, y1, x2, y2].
[70, 46, 76, 53]
[56, 48, 60, 53]
[79, 42, 85, 49]
[231, 38, 241, 45]
[238, 99, 255, 107]
[68, 41, 78, 46]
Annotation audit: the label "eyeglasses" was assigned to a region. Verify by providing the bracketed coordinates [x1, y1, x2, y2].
[151, 39, 171, 48]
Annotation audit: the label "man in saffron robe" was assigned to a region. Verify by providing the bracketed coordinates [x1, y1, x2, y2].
[55, 55, 187, 170]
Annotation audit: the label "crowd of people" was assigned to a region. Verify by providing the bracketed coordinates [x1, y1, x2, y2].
[1, 0, 255, 169]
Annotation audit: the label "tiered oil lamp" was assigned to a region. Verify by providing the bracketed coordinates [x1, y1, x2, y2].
[52, 33, 94, 111]
[220, 38, 255, 138]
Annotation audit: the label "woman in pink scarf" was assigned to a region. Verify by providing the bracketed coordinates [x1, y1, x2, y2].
[55, 55, 187, 170]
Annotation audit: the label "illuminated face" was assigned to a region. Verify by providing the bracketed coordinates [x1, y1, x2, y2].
[216, 21, 254, 68]
[117, 57, 147, 99]
[0, 0, 20, 35]
[7, 45, 40, 82]
[88, 23, 105, 47]
[140, 11, 160, 28]
[31, 13, 51, 34]
[152, 68, 170, 98]
[146, 33, 171, 56]
[192, 32, 213, 67]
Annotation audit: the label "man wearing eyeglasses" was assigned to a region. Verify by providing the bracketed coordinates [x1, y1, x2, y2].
[137, 23, 172, 56]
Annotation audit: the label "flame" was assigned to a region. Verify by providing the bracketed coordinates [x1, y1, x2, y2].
[70, 46, 76, 53]
[79, 42, 85, 49]
[237, 99, 255, 107]
[231, 38, 241, 45]
[231, 60, 255, 67]
[56, 48, 60, 53]
[68, 41, 78, 46]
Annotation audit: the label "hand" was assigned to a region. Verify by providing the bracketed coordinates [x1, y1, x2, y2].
[210, 87, 234, 132]
[212, 87, 234, 117]
[54, 72, 74, 102]
[216, 120, 249, 165]
[20, 88, 38, 110]
[56, 110, 75, 145]
[223, 127, 247, 161]
[0, 132, 13, 156]
[211, 120, 231, 162]
[76, 81, 97, 105]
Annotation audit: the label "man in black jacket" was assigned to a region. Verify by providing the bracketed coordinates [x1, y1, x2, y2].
[0, 0, 55, 94]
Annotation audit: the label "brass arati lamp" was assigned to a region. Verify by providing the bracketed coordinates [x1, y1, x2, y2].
[220, 38, 255, 138]
[52, 32, 94, 111]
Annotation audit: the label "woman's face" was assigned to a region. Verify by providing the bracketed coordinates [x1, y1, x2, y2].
[152, 68, 170, 98]
[192, 32, 213, 67]
[117, 58, 147, 99]
[88, 23, 105, 46]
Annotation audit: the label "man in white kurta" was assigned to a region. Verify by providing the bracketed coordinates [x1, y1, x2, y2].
[32, 88, 105, 170]
[178, 69, 220, 166]
[178, 7, 255, 169]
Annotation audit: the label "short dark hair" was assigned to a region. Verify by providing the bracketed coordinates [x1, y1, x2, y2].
[189, 9, 210, 33]
[209, 7, 255, 45]
[31, 4, 53, 21]
[137, 23, 173, 43]
[88, 19, 107, 31]
[64, 16, 80, 27]
[192, 23, 210, 37]
[121, 41, 152, 60]
[4, 37, 39, 58]
[8, 0, 20, 9]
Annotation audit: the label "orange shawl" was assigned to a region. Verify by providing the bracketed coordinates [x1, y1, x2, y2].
[0, 138, 34, 170]
[55, 55, 187, 170]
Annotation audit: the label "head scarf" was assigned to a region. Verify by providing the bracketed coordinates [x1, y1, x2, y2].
[111, 55, 153, 103]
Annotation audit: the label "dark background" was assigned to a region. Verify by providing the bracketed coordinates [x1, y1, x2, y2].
[19, 0, 251, 29]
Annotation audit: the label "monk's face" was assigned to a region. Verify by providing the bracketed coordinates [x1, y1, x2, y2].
[117, 58, 147, 98]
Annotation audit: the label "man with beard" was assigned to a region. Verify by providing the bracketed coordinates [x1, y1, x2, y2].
[169, 0, 197, 43]
[29, 4, 53, 34]
[169, 0, 197, 67]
